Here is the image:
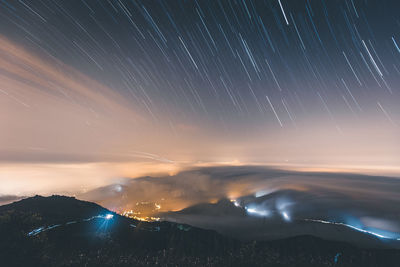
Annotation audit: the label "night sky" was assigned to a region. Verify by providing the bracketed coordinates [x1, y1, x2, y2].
[0, 0, 399, 195]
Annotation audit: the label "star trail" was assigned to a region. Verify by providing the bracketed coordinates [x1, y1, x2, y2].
[0, 0, 399, 195]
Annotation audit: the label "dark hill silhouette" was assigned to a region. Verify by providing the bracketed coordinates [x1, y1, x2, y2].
[0, 195, 399, 266]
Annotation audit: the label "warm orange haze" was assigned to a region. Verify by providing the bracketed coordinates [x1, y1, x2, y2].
[1, 1, 400, 266]
[1, 36, 399, 200]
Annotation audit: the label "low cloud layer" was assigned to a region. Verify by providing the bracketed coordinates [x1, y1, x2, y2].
[79, 165, 400, 247]
[0, 195, 26, 206]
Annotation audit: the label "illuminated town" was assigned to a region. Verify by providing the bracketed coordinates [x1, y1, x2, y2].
[121, 202, 161, 222]
[1, 0, 400, 266]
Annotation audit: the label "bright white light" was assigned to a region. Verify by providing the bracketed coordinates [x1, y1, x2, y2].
[105, 214, 114, 220]
[282, 211, 290, 221]
[114, 185, 122, 192]
[230, 199, 241, 207]
[246, 207, 270, 217]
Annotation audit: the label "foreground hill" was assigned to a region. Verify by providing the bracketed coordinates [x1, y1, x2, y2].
[0, 195, 399, 266]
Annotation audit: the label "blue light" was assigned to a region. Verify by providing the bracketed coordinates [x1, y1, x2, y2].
[334, 252, 341, 263]
[304, 218, 400, 241]
[105, 214, 114, 220]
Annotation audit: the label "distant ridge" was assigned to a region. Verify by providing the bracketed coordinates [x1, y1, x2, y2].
[0, 195, 399, 266]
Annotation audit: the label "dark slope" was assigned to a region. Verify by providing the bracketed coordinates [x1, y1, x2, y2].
[0, 195, 238, 266]
[0, 195, 399, 266]
[161, 196, 400, 249]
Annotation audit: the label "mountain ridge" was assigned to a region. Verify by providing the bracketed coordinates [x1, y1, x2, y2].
[1, 195, 399, 266]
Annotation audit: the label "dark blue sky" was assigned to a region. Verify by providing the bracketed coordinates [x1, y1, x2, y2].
[0, 1, 399, 191]
[1, 0, 399, 130]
